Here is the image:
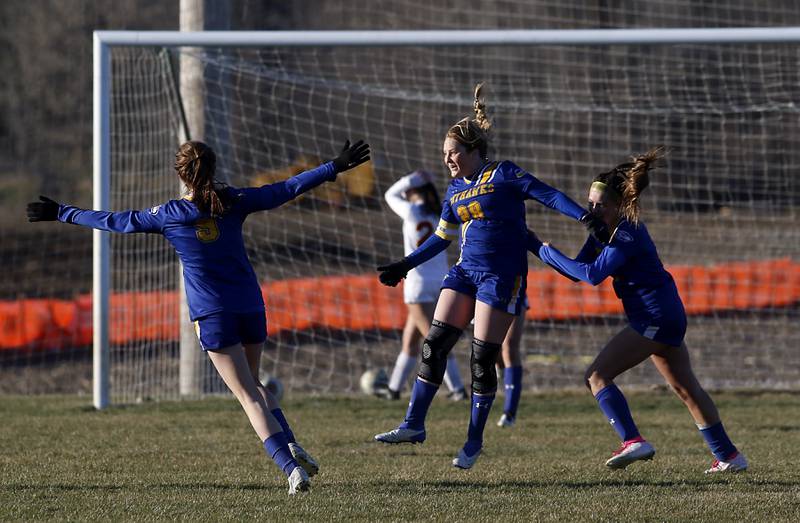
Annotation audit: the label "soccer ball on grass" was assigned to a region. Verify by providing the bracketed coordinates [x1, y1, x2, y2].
[259, 372, 284, 401]
[360, 368, 389, 396]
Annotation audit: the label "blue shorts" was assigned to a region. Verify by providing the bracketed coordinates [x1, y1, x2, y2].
[441, 265, 527, 316]
[629, 316, 686, 347]
[193, 310, 267, 351]
[624, 283, 687, 347]
[626, 304, 687, 348]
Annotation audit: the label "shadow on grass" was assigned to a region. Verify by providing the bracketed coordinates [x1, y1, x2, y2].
[5, 476, 799, 495]
[363, 477, 800, 491]
[1, 483, 275, 493]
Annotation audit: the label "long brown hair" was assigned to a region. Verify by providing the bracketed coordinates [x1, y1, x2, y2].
[174, 141, 225, 217]
[593, 147, 665, 225]
[446, 83, 492, 160]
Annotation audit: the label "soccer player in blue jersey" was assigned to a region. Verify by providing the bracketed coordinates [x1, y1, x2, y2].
[27, 139, 370, 493]
[374, 84, 606, 469]
[531, 148, 748, 473]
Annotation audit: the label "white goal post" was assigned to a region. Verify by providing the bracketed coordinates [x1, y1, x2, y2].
[93, 28, 800, 409]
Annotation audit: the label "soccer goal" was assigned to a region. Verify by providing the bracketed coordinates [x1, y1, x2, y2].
[92, 28, 800, 408]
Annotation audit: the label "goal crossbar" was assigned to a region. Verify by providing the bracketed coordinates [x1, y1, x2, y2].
[95, 27, 800, 47]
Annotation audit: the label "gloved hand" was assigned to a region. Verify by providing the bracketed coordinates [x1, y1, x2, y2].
[26, 195, 60, 222]
[332, 140, 370, 173]
[580, 213, 610, 244]
[377, 259, 411, 287]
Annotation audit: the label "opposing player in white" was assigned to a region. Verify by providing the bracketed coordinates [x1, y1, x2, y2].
[380, 170, 467, 401]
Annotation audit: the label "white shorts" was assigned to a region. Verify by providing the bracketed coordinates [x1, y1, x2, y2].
[403, 274, 442, 304]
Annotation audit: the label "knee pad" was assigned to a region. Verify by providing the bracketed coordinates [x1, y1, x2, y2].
[470, 338, 501, 394]
[418, 320, 462, 385]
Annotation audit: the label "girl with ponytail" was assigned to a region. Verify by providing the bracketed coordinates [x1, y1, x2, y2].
[532, 148, 748, 474]
[375, 84, 604, 469]
[174, 141, 226, 217]
[27, 138, 371, 493]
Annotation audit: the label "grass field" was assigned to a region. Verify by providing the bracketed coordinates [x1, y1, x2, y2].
[2, 391, 799, 521]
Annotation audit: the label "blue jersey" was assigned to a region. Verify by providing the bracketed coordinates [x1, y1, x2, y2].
[431, 160, 586, 276]
[538, 219, 686, 335]
[58, 162, 337, 321]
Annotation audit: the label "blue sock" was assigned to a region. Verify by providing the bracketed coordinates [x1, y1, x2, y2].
[464, 392, 496, 456]
[594, 384, 640, 441]
[699, 422, 738, 461]
[270, 408, 296, 444]
[399, 378, 439, 431]
[502, 366, 523, 418]
[263, 432, 300, 477]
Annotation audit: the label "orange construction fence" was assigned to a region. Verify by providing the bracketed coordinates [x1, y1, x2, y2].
[1, 258, 798, 350]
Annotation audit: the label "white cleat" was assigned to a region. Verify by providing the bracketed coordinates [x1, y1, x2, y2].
[605, 438, 656, 469]
[289, 442, 319, 477]
[374, 427, 426, 444]
[497, 413, 515, 428]
[452, 447, 482, 469]
[705, 451, 748, 474]
[287, 466, 310, 495]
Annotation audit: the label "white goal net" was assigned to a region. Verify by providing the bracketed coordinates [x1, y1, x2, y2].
[5, 30, 797, 404]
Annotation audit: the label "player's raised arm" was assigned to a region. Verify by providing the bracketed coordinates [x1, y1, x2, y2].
[512, 165, 610, 243]
[27, 195, 165, 233]
[539, 241, 627, 286]
[239, 140, 370, 213]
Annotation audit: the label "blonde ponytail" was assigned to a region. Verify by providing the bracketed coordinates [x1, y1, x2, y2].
[446, 82, 492, 159]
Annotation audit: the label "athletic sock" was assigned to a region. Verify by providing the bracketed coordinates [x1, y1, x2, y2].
[698, 421, 738, 461]
[270, 408, 296, 444]
[399, 377, 438, 431]
[502, 366, 523, 418]
[594, 384, 640, 442]
[464, 392, 495, 456]
[443, 354, 465, 393]
[263, 432, 300, 477]
[388, 352, 417, 392]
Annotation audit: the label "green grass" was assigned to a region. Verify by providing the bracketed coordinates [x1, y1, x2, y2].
[2, 391, 799, 521]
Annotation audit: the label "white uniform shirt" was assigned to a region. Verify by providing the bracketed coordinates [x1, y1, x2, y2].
[384, 171, 450, 303]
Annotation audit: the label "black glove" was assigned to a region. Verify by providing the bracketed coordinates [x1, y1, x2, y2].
[26, 195, 60, 222]
[580, 213, 610, 244]
[332, 140, 370, 173]
[377, 259, 411, 287]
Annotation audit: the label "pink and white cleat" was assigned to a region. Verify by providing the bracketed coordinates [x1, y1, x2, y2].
[705, 451, 748, 474]
[605, 436, 655, 469]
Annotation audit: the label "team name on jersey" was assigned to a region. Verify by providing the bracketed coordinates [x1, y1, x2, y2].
[450, 183, 495, 205]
